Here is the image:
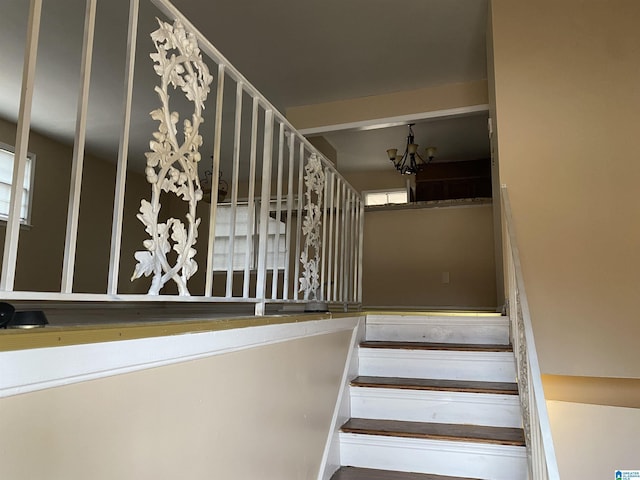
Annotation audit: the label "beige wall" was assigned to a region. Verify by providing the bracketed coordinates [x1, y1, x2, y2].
[342, 170, 409, 194]
[485, 6, 505, 308]
[288, 81, 498, 311]
[363, 204, 497, 309]
[287, 80, 489, 131]
[0, 329, 352, 480]
[343, 171, 496, 309]
[490, 0, 640, 377]
[543, 375, 640, 409]
[547, 401, 640, 479]
[0, 119, 149, 294]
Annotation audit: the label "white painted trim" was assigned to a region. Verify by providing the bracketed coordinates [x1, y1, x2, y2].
[339, 432, 527, 458]
[339, 433, 527, 480]
[256, 109, 274, 301]
[358, 349, 515, 364]
[350, 387, 522, 428]
[358, 348, 516, 382]
[0, 316, 360, 399]
[351, 387, 520, 407]
[317, 317, 364, 480]
[366, 313, 504, 322]
[205, 64, 226, 297]
[365, 314, 510, 344]
[364, 305, 499, 312]
[366, 315, 508, 330]
[61, 0, 97, 293]
[107, 0, 139, 295]
[298, 105, 490, 136]
[294, 142, 305, 300]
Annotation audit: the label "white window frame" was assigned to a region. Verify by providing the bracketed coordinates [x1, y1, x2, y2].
[0, 142, 36, 226]
[363, 187, 409, 207]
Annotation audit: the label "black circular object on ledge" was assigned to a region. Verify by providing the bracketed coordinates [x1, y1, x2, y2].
[8, 310, 48, 329]
[0, 302, 15, 328]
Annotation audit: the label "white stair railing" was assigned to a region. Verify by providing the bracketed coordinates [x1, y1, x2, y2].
[501, 185, 560, 480]
[0, 0, 363, 313]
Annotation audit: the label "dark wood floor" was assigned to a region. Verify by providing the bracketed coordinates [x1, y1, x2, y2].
[360, 341, 513, 353]
[331, 466, 482, 480]
[351, 376, 519, 395]
[341, 418, 525, 447]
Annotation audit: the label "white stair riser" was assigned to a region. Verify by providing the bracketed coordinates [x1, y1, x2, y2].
[340, 433, 527, 480]
[350, 387, 522, 428]
[359, 348, 517, 383]
[366, 315, 509, 345]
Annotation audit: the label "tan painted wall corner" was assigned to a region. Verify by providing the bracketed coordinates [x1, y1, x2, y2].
[542, 374, 640, 409]
[490, 0, 640, 377]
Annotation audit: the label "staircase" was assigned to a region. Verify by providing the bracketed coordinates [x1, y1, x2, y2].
[330, 313, 528, 480]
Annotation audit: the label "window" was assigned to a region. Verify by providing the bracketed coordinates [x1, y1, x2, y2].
[363, 188, 408, 207]
[212, 202, 287, 271]
[0, 143, 35, 225]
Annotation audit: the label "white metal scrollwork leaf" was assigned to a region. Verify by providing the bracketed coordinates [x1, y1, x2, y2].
[131, 18, 213, 295]
[299, 154, 325, 300]
[515, 295, 532, 450]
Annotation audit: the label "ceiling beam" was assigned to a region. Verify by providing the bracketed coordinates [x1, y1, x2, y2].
[287, 80, 489, 133]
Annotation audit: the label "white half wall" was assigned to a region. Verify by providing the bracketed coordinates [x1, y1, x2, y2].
[0, 317, 360, 480]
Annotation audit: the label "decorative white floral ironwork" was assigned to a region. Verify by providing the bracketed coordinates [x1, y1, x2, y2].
[131, 18, 213, 295]
[299, 154, 325, 300]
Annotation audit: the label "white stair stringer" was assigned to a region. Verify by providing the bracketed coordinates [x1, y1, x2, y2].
[366, 314, 510, 345]
[358, 347, 516, 383]
[350, 387, 522, 428]
[339, 432, 528, 480]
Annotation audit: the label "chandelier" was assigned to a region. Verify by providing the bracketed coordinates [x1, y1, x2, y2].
[386, 123, 437, 175]
[200, 169, 229, 203]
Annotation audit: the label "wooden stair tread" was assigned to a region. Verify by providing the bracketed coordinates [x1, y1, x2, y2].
[351, 376, 519, 395]
[341, 418, 525, 447]
[360, 341, 513, 352]
[331, 466, 481, 480]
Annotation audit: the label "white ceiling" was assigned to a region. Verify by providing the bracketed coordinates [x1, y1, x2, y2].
[0, 0, 489, 173]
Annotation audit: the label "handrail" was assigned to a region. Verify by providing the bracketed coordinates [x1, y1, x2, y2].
[501, 185, 560, 479]
[0, 0, 363, 314]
